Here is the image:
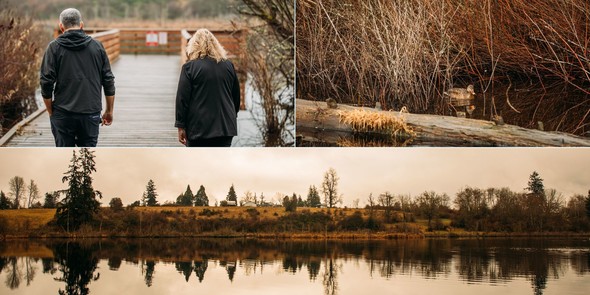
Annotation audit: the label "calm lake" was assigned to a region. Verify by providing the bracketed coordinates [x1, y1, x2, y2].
[0, 238, 589, 295]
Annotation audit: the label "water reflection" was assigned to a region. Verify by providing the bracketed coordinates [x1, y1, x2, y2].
[54, 242, 100, 295]
[0, 238, 588, 295]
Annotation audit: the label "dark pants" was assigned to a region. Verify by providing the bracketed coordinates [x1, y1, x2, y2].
[50, 109, 101, 147]
[188, 136, 233, 147]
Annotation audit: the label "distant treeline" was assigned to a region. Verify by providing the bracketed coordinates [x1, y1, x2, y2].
[8, 0, 239, 20]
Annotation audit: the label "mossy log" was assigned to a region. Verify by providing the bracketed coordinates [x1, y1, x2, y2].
[296, 99, 590, 147]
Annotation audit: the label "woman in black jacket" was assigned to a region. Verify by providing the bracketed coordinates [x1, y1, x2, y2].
[175, 29, 241, 147]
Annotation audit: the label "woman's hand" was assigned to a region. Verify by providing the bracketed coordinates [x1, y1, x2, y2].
[178, 128, 187, 146]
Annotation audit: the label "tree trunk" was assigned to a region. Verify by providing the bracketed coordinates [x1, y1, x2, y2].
[296, 99, 590, 147]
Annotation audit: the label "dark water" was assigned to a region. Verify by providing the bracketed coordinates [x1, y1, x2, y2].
[0, 238, 589, 295]
[469, 81, 589, 136]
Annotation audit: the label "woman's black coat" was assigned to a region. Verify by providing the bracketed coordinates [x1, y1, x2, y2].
[175, 56, 240, 140]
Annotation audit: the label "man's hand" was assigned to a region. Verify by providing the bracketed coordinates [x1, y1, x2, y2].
[102, 95, 115, 126]
[178, 128, 187, 146]
[102, 111, 113, 126]
[43, 98, 53, 116]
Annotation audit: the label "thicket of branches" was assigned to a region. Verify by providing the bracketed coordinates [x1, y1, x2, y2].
[297, 0, 590, 135]
[238, 0, 295, 146]
[0, 6, 46, 135]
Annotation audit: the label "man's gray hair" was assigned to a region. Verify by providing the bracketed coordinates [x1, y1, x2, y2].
[60, 8, 82, 29]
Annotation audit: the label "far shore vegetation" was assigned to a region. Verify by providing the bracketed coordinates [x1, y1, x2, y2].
[1, 149, 589, 240]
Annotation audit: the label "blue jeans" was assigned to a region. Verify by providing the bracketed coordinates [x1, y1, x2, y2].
[50, 108, 101, 147]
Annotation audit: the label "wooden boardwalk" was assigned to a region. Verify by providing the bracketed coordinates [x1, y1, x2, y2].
[3, 55, 259, 147]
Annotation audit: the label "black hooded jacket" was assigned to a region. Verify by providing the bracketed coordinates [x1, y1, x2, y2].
[175, 56, 240, 140]
[40, 29, 115, 114]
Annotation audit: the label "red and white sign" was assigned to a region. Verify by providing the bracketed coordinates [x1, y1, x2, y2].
[146, 31, 158, 46]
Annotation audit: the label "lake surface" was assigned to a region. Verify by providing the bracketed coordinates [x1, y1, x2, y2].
[0, 238, 589, 295]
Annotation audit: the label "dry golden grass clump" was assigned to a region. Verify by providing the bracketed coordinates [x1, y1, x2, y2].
[339, 109, 416, 139]
[0, 8, 47, 134]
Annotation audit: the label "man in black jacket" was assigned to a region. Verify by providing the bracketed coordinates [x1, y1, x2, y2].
[40, 8, 115, 147]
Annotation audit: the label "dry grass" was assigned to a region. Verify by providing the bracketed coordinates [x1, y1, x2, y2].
[338, 109, 416, 147]
[0, 8, 47, 134]
[339, 109, 414, 136]
[0, 209, 55, 231]
[134, 206, 359, 220]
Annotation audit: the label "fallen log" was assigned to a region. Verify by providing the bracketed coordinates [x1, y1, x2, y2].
[296, 99, 590, 147]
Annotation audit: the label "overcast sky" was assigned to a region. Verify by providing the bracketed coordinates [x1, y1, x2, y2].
[0, 148, 588, 207]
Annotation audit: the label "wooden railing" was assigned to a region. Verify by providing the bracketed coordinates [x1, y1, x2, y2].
[54, 27, 245, 60]
[53, 28, 121, 62]
[119, 28, 182, 54]
[89, 29, 120, 62]
[180, 29, 247, 67]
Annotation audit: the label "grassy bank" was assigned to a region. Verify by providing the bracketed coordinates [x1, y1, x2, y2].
[1, 207, 589, 240]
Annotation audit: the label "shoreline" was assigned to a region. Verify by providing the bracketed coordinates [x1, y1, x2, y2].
[2, 231, 590, 241]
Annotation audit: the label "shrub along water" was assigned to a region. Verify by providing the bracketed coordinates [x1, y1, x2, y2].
[0, 7, 47, 135]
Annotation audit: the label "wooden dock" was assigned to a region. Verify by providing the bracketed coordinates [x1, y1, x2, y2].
[3, 54, 259, 147]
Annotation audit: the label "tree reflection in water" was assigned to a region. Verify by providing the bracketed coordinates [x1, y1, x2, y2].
[322, 259, 339, 295]
[53, 242, 100, 295]
[5, 257, 21, 290]
[142, 260, 155, 287]
[194, 259, 208, 282]
[0, 238, 588, 295]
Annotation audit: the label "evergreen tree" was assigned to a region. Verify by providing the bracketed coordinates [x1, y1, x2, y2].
[297, 195, 305, 207]
[178, 185, 193, 206]
[43, 192, 58, 208]
[306, 185, 321, 208]
[195, 185, 209, 206]
[525, 171, 546, 231]
[55, 149, 102, 232]
[143, 179, 158, 206]
[585, 190, 590, 219]
[226, 184, 237, 203]
[283, 195, 297, 212]
[527, 171, 545, 197]
[0, 191, 11, 209]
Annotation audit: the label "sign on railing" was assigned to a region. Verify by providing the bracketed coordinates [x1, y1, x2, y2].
[146, 31, 158, 46]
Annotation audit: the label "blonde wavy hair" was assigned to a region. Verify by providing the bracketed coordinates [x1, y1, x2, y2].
[186, 28, 228, 62]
